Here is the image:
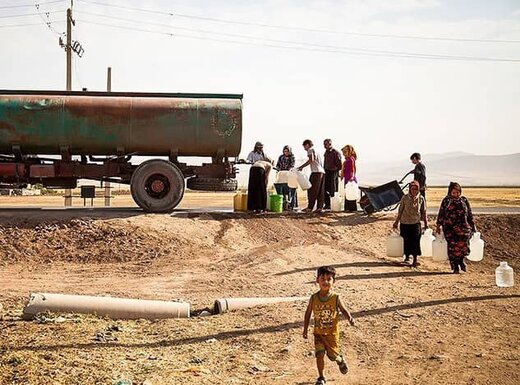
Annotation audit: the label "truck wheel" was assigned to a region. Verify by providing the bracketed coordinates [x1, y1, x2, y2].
[187, 177, 238, 191]
[130, 160, 185, 213]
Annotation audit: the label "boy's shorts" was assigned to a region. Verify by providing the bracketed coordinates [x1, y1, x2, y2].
[314, 333, 341, 361]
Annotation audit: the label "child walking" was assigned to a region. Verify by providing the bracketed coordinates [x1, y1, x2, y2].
[303, 266, 355, 385]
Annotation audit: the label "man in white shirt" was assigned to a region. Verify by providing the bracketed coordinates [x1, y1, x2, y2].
[298, 139, 325, 212]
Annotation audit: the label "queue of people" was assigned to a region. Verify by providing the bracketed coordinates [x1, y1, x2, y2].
[245, 142, 480, 275]
[246, 139, 357, 214]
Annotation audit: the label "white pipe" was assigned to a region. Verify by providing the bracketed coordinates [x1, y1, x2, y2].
[214, 296, 308, 314]
[22, 293, 190, 320]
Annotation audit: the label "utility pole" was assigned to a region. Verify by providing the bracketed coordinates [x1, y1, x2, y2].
[66, 7, 72, 91]
[104, 67, 112, 207]
[64, 1, 74, 206]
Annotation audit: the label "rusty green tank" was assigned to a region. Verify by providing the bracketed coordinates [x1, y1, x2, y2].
[0, 90, 242, 157]
[0, 90, 243, 213]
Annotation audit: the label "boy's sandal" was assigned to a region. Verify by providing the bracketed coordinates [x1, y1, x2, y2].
[338, 358, 349, 374]
[315, 377, 326, 385]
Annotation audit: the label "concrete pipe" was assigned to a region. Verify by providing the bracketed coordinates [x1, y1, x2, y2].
[214, 296, 308, 314]
[22, 293, 190, 320]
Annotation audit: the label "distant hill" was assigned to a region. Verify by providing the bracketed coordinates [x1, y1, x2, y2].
[234, 152, 520, 188]
[358, 153, 520, 186]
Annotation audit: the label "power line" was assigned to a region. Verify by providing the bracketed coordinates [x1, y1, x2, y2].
[35, 5, 64, 36]
[0, 10, 64, 19]
[76, 12, 520, 62]
[0, 0, 64, 10]
[0, 20, 64, 28]
[77, 19, 520, 63]
[76, 0, 520, 44]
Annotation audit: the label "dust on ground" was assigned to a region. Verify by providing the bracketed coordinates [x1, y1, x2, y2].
[0, 211, 519, 385]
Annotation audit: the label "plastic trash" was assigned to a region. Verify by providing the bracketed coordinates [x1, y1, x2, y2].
[495, 262, 514, 287]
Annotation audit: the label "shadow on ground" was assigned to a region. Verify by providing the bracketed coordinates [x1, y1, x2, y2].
[9, 294, 519, 353]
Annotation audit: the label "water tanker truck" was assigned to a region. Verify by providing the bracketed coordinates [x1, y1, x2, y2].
[0, 90, 242, 212]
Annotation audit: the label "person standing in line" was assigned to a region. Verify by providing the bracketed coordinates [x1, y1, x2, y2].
[393, 181, 428, 267]
[247, 160, 272, 214]
[409, 152, 426, 199]
[247, 141, 272, 164]
[323, 139, 343, 210]
[275, 145, 298, 210]
[298, 139, 325, 213]
[436, 182, 476, 274]
[340, 145, 358, 212]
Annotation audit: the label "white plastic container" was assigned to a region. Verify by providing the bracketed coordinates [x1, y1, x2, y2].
[386, 232, 404, 258]
[468, 232, 484, 262]
[345, 181, 360, 201]
[420, 228, 436, 257]
[287, 171, 299, 189]
[432, 232, 449, 262]
[338, 181, 345, 197]
[495, 262, 514, 287]
[331, 196, 343, 212]
[296, 171, 312, 190]
[276, 171, 289, 184]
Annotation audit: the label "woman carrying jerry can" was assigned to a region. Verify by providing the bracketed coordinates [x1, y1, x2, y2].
[393, 181, 428, 267]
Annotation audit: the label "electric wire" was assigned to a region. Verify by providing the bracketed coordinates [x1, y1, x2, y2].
[77, 19, 520, 63]
[75, 11, 520, 62]
[0, 20, 63, 28]
[0, 10, 63, 19]
[0, 0, 64, 10]
[76, 0, 520, 44]
[35, 4, 64, 36]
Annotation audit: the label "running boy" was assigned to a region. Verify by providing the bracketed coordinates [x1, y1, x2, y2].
[303, 266, 355, 385]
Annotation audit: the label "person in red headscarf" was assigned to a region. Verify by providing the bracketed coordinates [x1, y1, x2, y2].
[393, 181, 428, 267]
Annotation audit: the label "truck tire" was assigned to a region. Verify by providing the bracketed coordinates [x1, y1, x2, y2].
[130, 160, 185, 213]
[187, 177, 238, 192]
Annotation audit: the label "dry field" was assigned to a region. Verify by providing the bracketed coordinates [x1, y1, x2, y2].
[0, 208, 519, 385]
[0, 187, 518, 210]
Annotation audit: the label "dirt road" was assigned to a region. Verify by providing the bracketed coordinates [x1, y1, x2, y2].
[0, 212, 519, 385]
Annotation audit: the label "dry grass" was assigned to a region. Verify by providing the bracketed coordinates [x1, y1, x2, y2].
[0, 187, 518, 210]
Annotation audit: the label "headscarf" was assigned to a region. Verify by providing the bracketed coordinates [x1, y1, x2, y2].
[253, 141, 264, 153]
[277, 145, 295, 170]
[409, 180, 421, 207]
[447, 182, 462, 200]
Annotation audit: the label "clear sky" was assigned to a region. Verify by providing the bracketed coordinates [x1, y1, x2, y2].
[1, 0, 519, 163]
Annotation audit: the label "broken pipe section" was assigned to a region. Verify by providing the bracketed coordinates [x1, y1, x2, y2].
[214, 296, 308, 314]
[22, 293, 190, 320]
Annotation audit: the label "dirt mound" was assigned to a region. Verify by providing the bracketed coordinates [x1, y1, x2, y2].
[0, 219, 175, 264]
[0, 214, 517, 268]
[474, 215, 520, 268]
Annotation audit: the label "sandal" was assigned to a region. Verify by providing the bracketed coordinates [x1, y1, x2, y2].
[338, 358, 349, 374]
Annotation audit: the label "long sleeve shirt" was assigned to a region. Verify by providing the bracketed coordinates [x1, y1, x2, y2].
[324, 148, 342, 171]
